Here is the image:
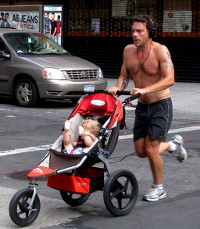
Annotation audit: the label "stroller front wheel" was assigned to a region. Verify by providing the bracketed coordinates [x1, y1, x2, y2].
[9, 188, 40, 227]
[60, 190, 90, 206]
[103, 169, 138, 216]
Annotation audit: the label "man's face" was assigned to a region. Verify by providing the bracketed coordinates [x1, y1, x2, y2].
[5, 14, 9, 21]
[51, 14, 55, 20]
[132, 22, 149, 47]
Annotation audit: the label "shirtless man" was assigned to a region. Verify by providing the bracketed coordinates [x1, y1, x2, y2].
[108, 15, 187, 201]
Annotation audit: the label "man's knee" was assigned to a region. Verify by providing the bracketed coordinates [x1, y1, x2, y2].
[144, 146, 155, 159]
[134, 138, 147, 158]
[135, 145, 147, 158]
[136, 151, 147, 158]
[135, 144, 155, 159]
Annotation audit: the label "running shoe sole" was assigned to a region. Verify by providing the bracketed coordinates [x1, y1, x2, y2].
[143, 192, 167, 202]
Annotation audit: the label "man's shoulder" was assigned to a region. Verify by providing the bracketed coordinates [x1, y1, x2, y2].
[124, 44, 136, 52]
[153, 41, 167, 50]
[152, 41, 169, 55]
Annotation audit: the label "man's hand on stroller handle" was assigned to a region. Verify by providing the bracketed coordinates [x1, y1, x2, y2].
[108, 86, 121, 95]
[108, 87, 141, 101]
[116, 90, 141, 101]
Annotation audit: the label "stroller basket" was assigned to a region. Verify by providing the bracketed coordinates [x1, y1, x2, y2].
[47, 167, 105, 194]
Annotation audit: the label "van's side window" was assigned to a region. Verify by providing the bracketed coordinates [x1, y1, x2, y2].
[0, 38, 9, 54]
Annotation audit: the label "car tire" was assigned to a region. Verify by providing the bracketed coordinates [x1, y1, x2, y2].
[14, 78, 38, 107]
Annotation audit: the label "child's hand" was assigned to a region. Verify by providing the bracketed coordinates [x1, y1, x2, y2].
[79, 126, 84, 135]
[64, 120, 71, 130]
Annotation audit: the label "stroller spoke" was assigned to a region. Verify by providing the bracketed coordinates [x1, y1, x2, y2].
[26, 211, 29, 218]
[110, 188, 121, 199]
[117, 197, 122, 209]
[124, 177, 130, 190]
[69, 193, 73, 198]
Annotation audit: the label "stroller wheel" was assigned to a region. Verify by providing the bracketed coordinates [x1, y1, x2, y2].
[9, 188, 40, 227]
[103, 169, 138, 216]
[60, 191, 90, 206]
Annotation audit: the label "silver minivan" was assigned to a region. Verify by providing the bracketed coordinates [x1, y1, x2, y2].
[0, 29, 107, 107]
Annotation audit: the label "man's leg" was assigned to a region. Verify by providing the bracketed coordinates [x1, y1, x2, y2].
[135, 136, 163, 185]
[135, 136, 166, 201]
[159, 136, 187, 162]
[159, 141, 170, 154]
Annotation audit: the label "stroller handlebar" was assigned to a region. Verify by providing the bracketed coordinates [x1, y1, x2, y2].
[116, 91, 141, 102]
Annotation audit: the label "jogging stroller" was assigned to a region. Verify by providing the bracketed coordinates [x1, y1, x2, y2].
[9, 91, 140, 227]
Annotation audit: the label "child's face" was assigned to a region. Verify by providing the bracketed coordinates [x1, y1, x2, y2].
[79, 126, 94, 147]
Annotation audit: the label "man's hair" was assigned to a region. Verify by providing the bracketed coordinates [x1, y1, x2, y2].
[132, 15, 156, 37]
[1, 12, 4, 16]
[82, 119, 101, 137]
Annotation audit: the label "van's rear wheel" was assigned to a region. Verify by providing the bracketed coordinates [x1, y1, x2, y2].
[14, 78, 38, 107]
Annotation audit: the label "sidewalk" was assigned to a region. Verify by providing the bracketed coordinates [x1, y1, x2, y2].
[106, 78, 200, 114]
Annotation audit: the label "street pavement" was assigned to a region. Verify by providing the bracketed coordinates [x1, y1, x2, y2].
[1, 79, 200, 229]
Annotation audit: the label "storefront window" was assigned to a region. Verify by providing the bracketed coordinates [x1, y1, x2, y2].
[163, 0, 192, 34]
[0, 0, 11, 4]
[111, 0, 157, 37]
[161, 0, 200, 37]
[68, 0, 109, 36]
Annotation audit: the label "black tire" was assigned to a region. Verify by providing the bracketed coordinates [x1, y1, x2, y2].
[9, 188, 40, 227]
[103, 169, 138, 216]
[60, 190, 90, 206]
[14, 78, 38, 107]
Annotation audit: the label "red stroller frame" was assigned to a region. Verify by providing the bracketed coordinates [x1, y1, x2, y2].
[9, 92, 140, 227]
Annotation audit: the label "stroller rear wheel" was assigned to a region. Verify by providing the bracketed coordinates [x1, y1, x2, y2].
[60, 191, 90, 206]
[103, 169, 138, 216]
[9, 188, 40, 227]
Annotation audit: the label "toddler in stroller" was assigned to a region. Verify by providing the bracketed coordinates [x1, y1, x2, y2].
[63, 118, 102, 155]
[9, 92, 140, 227]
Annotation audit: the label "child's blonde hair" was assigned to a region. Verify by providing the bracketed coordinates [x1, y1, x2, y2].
[82, 118, 101, 137]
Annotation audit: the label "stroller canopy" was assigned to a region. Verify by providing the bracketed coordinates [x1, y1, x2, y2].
[68, 92, 124, 129]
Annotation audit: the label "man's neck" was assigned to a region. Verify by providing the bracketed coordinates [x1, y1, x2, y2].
[137, 39, 152, 53]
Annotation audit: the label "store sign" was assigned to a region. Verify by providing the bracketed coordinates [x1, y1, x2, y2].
[91, 19, 100, 33]
[163, 11, 192, 32]
[43, 5, 63, 45]
[44, 6, 62, 12]
[3, 11, 39, 31]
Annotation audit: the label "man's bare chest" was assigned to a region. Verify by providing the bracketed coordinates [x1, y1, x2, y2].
[126, 56, 159, 76]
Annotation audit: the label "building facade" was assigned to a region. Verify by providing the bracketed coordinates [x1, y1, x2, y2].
[1, 0, 200, 81]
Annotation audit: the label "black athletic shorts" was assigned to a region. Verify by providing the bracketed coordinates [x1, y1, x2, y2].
[133, 98, 173, 142]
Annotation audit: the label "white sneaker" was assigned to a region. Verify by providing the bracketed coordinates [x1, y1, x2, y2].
[143, 185, 166, 202]
[170, 135, 187, 162]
